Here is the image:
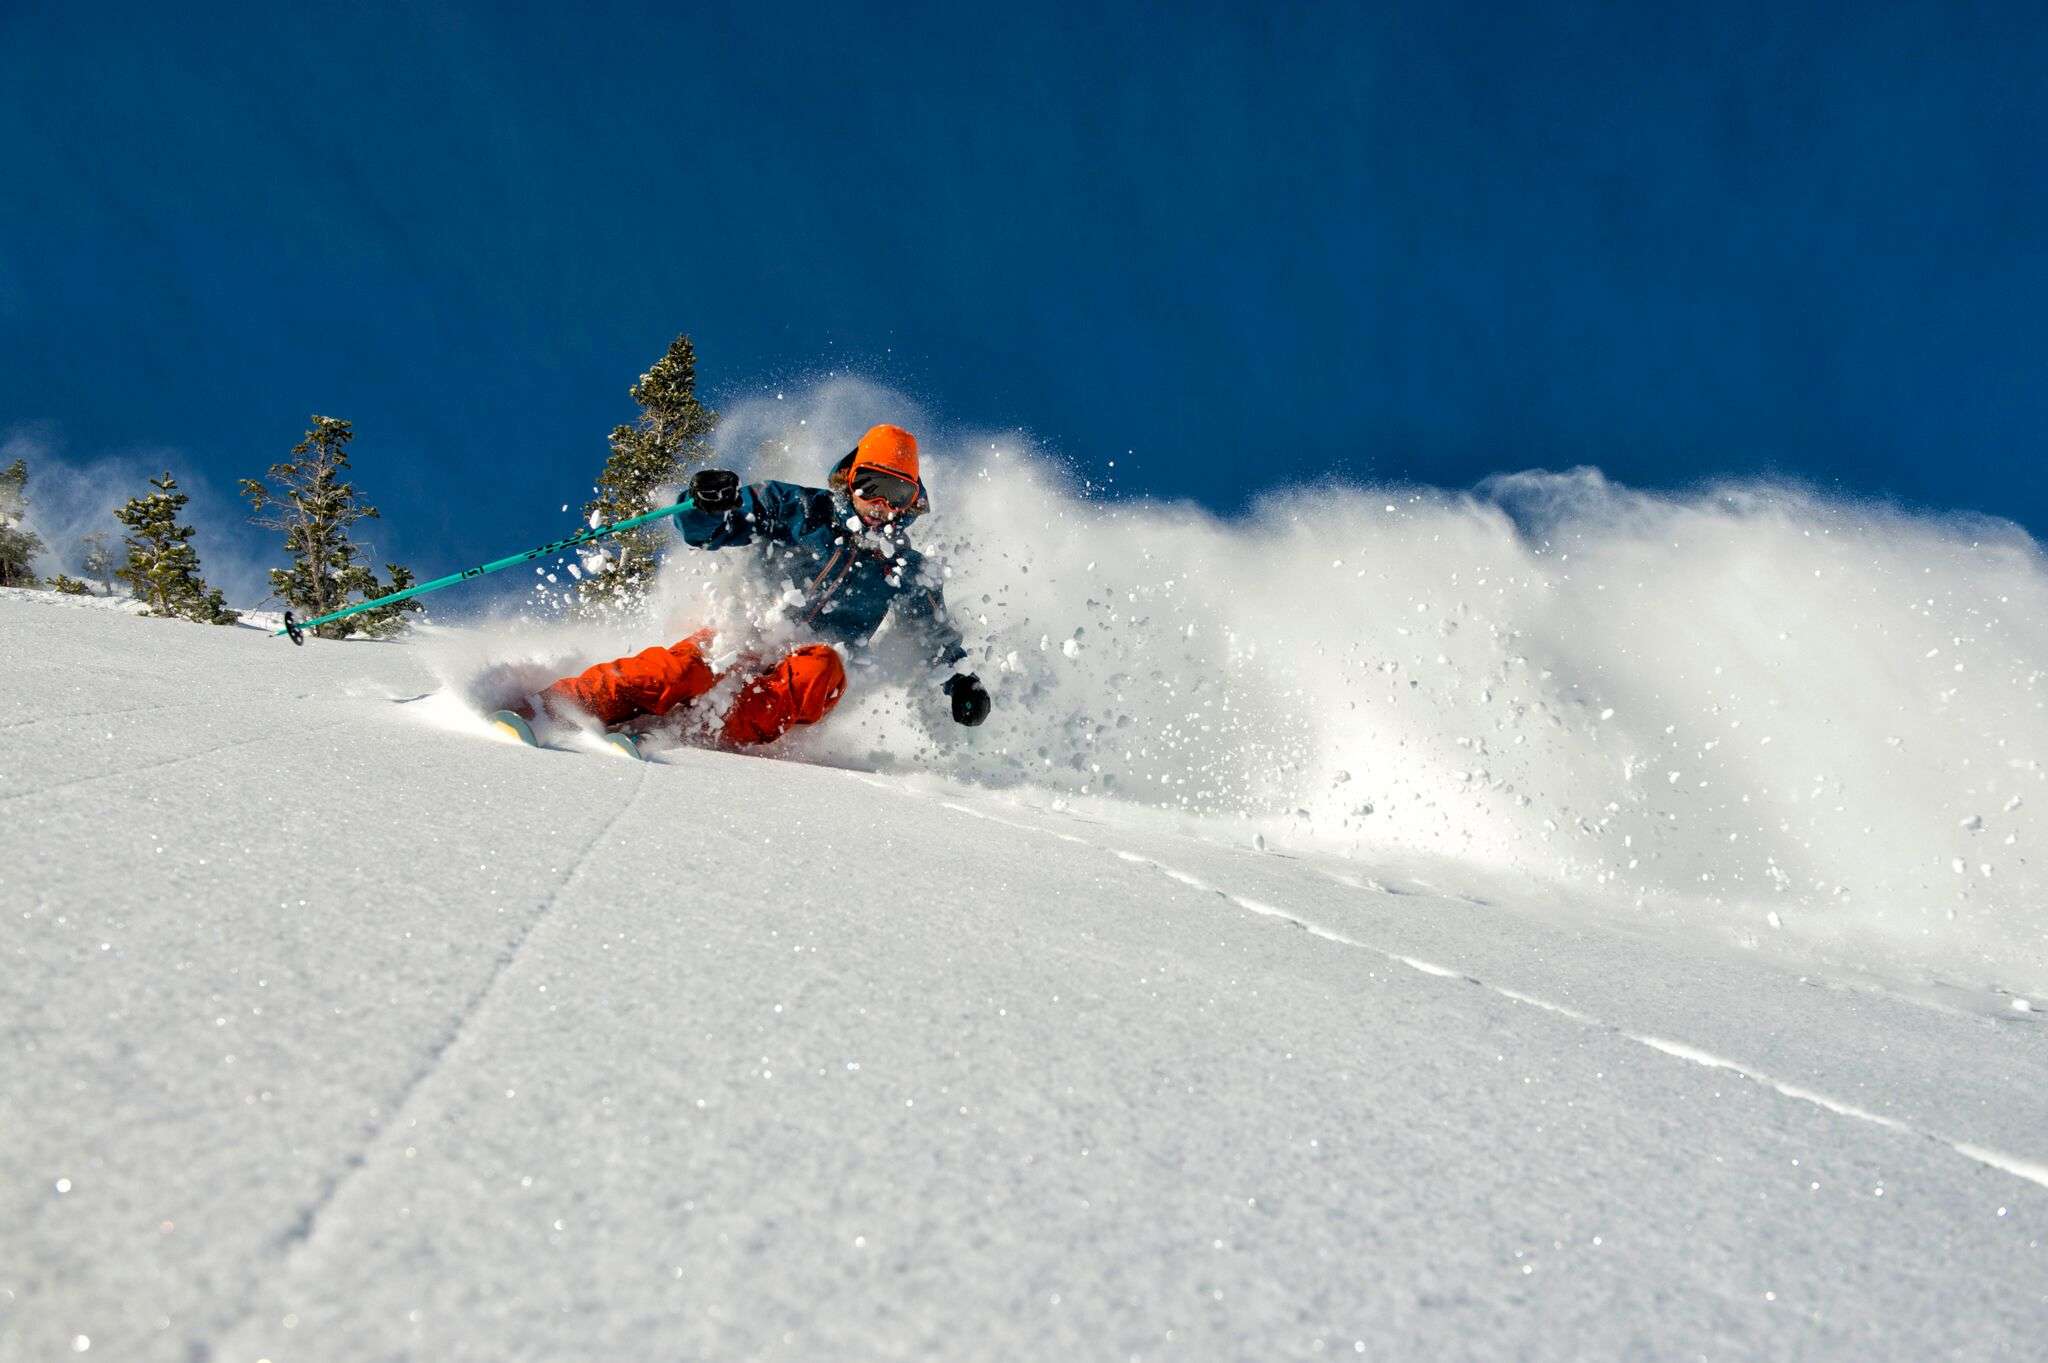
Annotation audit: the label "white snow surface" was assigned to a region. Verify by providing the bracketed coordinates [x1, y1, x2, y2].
[5, 503, 2048, 1358]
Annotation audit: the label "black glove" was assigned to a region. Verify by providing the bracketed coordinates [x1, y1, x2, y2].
[688, 469, 741, 513]
[943, 672, 990, 727]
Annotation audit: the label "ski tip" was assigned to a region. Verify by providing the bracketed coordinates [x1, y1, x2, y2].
[487, 709, 540, 747]
[599, 730, 646, 761]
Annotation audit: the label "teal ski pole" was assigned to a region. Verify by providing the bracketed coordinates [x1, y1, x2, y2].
[274, 497, 696, 644]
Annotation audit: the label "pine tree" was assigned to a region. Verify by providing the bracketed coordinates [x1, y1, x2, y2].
[79, 531, 115, 593]
[49, 574, 93, 595]
[242, 416, 420, 640]
[580, 334, 718, 609]
[115, 472, 240, 624]
[0, 457, 47, 588]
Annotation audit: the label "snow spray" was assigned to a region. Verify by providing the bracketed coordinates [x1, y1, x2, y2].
[440, 379, 2048, 989]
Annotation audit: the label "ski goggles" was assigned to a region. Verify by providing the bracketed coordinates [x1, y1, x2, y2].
[851, 466, 920, 510]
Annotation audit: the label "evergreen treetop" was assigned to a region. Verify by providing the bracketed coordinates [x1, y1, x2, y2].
[580, 334, 719, 609]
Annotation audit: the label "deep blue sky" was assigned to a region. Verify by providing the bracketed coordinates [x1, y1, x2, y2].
[2, 0, 2042, 575]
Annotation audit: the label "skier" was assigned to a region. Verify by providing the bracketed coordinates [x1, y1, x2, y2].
[492, 424, 991, 756]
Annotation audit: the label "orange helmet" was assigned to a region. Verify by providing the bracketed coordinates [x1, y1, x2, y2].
[829, 423, 930, 514]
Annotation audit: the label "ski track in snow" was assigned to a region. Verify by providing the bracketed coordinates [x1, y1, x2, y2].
[0, 714, 355, 805]
[930, 797, 2048, 1194]
[198, 760, 656, 1360]
[1, 702, 171, 732]
[0, 694, 260, 733]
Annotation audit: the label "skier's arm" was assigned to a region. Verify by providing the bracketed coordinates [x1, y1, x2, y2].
[673, 475, 820, 549]
[897, 577, 968, 670]
[900, 576, 990, 726]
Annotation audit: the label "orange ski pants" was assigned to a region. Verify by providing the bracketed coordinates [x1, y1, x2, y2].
[542, 630, 846, 746]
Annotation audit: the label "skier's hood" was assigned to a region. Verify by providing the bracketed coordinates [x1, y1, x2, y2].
[827, 425, 931, 520]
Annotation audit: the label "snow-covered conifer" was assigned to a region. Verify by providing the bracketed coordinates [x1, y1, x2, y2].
[115, 471, 240, 623]
[241, 416, 419, 639]
[79, 530, 115, 594]
[0, 457, 47, 588]
[580, 335, 718, 610]
[350, 563, 421, 638]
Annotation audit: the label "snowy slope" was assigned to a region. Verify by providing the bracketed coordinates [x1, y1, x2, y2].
[4, 591, 2047, 1362]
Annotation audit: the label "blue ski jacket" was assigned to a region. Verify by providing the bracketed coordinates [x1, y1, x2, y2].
[673, 480, 965, 667]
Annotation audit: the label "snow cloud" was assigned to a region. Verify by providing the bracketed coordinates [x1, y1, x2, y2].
[1, 424, 275, 607]
[425, 378, 2048, 989]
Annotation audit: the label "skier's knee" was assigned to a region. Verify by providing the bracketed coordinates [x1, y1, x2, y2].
[787, 644, 846, 724]
[720, 645, 846, 745]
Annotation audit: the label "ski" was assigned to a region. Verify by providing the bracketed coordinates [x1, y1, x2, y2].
[486, 709, 645, 761]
